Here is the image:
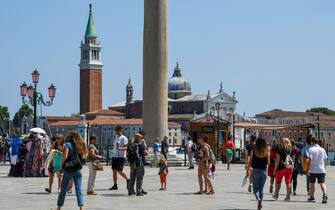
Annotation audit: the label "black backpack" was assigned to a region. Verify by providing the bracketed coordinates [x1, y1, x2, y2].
[127, 143, 140, 164]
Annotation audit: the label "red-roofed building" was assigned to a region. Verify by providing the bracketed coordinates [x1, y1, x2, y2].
[255, 110, 335, 151]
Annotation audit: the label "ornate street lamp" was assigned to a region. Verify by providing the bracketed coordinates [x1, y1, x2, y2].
[27, 84, 34, 98]
[20, 69, 56, 127]
[32, 69, 40, 84]
[48, 83, 56, 100]
[20, 82, 28, 97]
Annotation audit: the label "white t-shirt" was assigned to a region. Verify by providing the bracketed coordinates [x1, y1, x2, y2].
[112, 135, 128, 158]
[307, 144, 328, 174]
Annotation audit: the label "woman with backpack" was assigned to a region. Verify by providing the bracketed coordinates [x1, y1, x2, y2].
[56, 132, 88, 210]
[194, 135, 214, 195]
[273, 138, 295, 201]
[44, 134, 64, 193]
[246, 138, 269, 210]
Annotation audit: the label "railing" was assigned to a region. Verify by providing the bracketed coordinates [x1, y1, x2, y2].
[95, 144, 186, 165]
[94, 144, 247, 165]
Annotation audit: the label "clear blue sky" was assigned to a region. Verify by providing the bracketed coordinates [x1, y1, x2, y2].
[1, 0, 335, 118]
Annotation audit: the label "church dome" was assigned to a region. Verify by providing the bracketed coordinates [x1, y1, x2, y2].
[168, 62, 191, 92]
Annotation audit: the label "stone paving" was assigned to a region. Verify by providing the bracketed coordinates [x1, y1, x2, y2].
[0, 164, 334, 210]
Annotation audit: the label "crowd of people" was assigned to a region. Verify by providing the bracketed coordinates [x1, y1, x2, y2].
[1, 132, 50, 177]
[1, 127, 330, 210]
[40, 126, 220, 209]
[245, 135, 328, 210]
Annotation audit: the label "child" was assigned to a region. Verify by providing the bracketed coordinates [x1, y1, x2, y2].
[208, 162, 216, 180]
[158, 156, 169, 191]
[44, 135, 64, 193]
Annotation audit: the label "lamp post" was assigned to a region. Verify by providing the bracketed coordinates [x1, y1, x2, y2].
[20, 69, 56, 128]
[215, 102, 221, 159]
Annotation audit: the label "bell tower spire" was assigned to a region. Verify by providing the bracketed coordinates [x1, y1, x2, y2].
[126, 77, 133, 104]
[85, 4, 97, 39]
[79, 4, 103, 114]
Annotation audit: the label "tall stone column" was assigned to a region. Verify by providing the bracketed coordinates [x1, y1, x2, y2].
[143, 0, 168, 143]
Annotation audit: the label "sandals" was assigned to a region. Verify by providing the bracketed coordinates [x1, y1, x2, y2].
[45, 188, 51, 194]
[194, 191, 204, 195]
[206, 191, 215, 195]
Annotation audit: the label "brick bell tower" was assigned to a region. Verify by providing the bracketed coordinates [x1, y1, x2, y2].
[79, 4, 103, 114]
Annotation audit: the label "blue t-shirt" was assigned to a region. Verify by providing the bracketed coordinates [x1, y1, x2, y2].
[301, 145, 310, 157]
[65, 142, 75, 156]
[153, 142, 160, 152]
[295, 141, 304, 150]
[10, 138, 22, 156]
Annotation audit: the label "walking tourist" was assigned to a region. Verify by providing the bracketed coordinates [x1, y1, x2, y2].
[246, 138, 269, 210]
[8, 134, 23, 177]
[306, 137, 328, 204]
[18, 139, 28, 177]
[301, 135, 312, 195]
[273, 138, 294, 201]
[127, 133, 148, 196]
[3, 134, 11, 164]
[161, 136, 169, 160]
[268, 142, 279, 193]
[87, 135, 103, 195]
[186, 136, 195, 169]
[158, 156, 169, 191]
[56, 132, 88, 210]
[195, 135, 214, 195]
[109, 126, 129, 190]
[44, 134, 64, 193]
[246, 135, 256, 192]
[223, 137, 235, 170]
[291, 139, 303, 195]
[152, 136, 160, 166]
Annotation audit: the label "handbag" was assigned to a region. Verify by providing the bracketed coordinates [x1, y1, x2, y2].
[63, 143, 83, 172]
[92, 161, 103, 171]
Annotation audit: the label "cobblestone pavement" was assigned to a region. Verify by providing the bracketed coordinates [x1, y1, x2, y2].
[0, 164, 333, 210]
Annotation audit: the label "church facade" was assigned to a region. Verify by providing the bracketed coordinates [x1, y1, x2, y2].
[110, 62, 238, 134]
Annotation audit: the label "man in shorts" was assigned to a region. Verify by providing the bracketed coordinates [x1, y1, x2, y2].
[306, 137, 328, 204]
[109, 126, 129, 190]
[223, 137, 235, 170]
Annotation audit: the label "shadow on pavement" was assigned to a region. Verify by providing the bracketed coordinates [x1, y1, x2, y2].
[100, 193, 129, 197]
[219, 209, 255, 210]
[22, 192, 49, 195]
[175, 192, 198, 195]
[225, 191, 253, 195]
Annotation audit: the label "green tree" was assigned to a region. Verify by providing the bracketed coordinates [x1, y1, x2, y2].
[270, 109, 283, 112]
[306, 107, 335, 116]
[13, 104, 33, 129]
[0, 105, 10, 134]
